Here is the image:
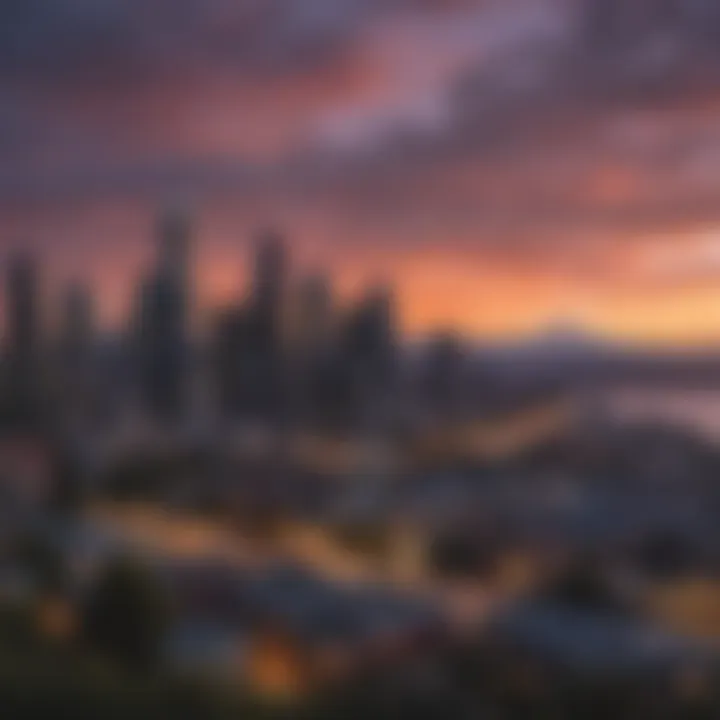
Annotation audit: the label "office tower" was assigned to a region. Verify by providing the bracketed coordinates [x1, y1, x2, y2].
[212, 306, 250, 422]
[245, 229, 289, 423]
[4, 252, 42, 426]
[348, 285, 396, 382]
[295, 274, 332, 353]
[56, 282, 96, 419]
[338, 284, 398, 431]
[421, 331, 465, 421]
[136, 209, 192, 424]
[251, 228, 286, 344]
[158, 206, 191, 303]
[211, 230, 292, 426]
[137, 272, 185, 423]
[59, 282, 94, 366]
[291, 274, 334, 425]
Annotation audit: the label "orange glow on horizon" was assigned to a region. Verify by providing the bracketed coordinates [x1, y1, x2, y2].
[7, 202, 720, 347]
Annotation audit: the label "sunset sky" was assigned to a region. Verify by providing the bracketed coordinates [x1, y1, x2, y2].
[5, 0, 720, 344]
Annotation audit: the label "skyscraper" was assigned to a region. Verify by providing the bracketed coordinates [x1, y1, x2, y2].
[212, 229, 291, 426]
[212, 306, 250, 422]
[56, 282, 95, 420]
[252, 228, 286, 343]
[337, 284, 398, 431]
[4, 252, 42, 426]
[290, 273, 334, 426]
[295, 274, 332, 353]
[420, 331, 465, 422]
[59, 282, 94, 365]
[135, 209, 193, 424]
[158, 206, 191, 301]
[247, 230, 289, 422]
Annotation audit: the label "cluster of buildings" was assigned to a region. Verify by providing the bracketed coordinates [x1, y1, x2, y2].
[7, 206, 720, 710]
[0, 209, 429, 440]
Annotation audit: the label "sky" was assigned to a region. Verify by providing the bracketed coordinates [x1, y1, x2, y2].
[5, 0, 720, 343]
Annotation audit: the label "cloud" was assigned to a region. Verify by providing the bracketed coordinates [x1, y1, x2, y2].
[0, 0, 493, 84]
[5, 0, 720, 279]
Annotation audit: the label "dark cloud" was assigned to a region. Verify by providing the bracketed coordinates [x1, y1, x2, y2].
[4, 0, 720, 264]
[0, 0, 370, 83]
[0, 0, 484, 83]
[295, 0, 720, 246]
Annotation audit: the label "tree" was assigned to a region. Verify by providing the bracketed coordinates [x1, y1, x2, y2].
[635, 531, 692, 581]
[428, 533, 495, 580]
[14, 533, 67, 594]
[48, 448, 86, 517]
[82, 556, 172, 671]
[539, 559, 629, 616]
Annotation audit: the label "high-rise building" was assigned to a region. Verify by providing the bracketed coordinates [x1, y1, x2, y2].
[56, 282, 95, 412]
[212, 306, 250, 422]
[158, 206, 191, 298]
[346, 285, 396, 373]
[135, 209, 193, 423]
[251, 228, 286, 342]
[4, 252, 42, 426]
[211, 230, 290, 426]
[337, 284, 398, 431]
[294, 274, 332, 353]
[246, 230, 289, 422]
[59, 282, 94, 364]
[420, 331, 465, 422]
[290, 273, 334, 425]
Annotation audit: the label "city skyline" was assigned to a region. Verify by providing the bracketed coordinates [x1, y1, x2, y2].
[5, 4, 720, 716]
[7, 206, 720, 348]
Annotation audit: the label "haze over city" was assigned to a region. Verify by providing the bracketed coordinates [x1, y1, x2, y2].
[7, 2, 720, 719]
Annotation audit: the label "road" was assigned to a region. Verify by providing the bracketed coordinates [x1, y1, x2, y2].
[88, 501, 496, 629]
